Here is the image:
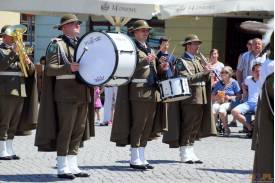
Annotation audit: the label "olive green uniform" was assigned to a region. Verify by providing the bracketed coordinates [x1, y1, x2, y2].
[111, 42, 167, 147]
[252, 74, 274, 182]
[0, 43, 36, 140]
[165, 53, 210, 146]
[36, 36, 90, 156]
[129, 44, 160, 147]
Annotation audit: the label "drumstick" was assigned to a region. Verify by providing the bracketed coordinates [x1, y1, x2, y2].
[168, 45, 177, 61]
[77, 46, 88, 63]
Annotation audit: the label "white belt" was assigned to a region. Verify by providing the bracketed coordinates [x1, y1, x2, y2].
[132, 79, 148, 83]
[56, 75, 76, 80]
[190, 81, 206, 86]
[0, 71, 23, 76]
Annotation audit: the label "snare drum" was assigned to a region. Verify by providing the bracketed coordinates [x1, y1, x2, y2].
[75, 32, 137, 86]
[158, 77, 191, 102]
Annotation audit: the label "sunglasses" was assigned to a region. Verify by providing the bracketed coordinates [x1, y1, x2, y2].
[220, 71, 229, 74]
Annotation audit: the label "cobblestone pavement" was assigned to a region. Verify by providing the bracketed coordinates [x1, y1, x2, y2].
[0, 119, 254, 183]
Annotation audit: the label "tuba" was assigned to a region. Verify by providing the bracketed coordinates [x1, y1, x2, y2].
[5, 24, 30, 77]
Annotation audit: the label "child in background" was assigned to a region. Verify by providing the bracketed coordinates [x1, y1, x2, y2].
[94, 86, 102, 123]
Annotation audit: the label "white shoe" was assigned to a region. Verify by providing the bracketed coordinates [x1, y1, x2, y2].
[0, 141, 10, 158]
[139, 147, 154, 169]
[56, 156, 71, 175]
[179, 146, 193, 163]
[6, 139, 15, 156]
[138, 147, 149, 165]
[188, 146, 203, 164]
[67, 155, 81, 174]
[130, 148, 143, 165]
[67, 155, 90, 177]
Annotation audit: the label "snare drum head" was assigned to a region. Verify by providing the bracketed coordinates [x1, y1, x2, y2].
[75, 32, 117, 86]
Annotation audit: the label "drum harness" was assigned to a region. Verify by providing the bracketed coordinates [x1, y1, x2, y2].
[131, 42, 157, 86]
[177, 58, 205, 86]
[53, 39, 76, 80]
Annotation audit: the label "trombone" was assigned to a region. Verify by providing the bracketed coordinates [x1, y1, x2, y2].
[5, 24, 30, 77]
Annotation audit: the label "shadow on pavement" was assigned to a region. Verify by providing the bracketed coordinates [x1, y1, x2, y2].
[0, 174, 63, 182]
[81, 160, 180, 172]
[197, 168, 252, 174]
[80, 165, 149, 172]
[116, 160, 180, 164]
[216, 134, 247, 139]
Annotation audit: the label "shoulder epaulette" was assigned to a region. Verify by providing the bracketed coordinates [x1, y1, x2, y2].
[51, 38, 62, 43]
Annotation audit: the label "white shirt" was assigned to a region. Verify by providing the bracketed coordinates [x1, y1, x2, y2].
[244, 76, 261, 103]
[259, 58, 274, 87]
[237, 51, 266, 82]
[138, 41, 147, 48]
[186, 52, 195, 60]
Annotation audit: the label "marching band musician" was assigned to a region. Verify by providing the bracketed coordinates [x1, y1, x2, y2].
[35, 14, 93, 179]
[252, 32, 274, 183]
[0, 25, 38, 160]
[163, 34, 216, 164]
[156, 37, 176, 80]
[111, 20, 168, 170]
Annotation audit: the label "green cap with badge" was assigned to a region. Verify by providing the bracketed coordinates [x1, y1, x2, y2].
[181, 34, 202, 46]
[54, 14, 82, 30]
[130, 20, 152, 32]
[0, 25, 11, 36]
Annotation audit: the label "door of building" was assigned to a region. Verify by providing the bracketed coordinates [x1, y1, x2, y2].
[225, 18, 262, 69]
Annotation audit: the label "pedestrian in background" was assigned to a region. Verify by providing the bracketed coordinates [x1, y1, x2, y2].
[100, 86, 117, 126]
[94, 86, 102, 123]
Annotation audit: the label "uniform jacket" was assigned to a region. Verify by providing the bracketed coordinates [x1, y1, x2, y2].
[44, 35, 90, 102]
[176, 53, 209, 104]
[129, 41, 161, 102]
[0, 42, 38, 134]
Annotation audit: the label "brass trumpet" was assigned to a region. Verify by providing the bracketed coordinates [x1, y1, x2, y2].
[5, 24, 30, 77]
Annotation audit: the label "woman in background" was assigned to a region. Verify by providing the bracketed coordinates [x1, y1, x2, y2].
[209, 48, 224, 87]
[212, 66, 241, 136]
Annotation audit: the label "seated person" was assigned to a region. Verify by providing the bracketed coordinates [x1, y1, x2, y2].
[231, 63, 262, 137]
[212, 66, 241, 136]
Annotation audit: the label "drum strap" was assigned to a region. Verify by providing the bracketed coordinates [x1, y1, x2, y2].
[66, 44, 73, 63]
[179, 58, 193, 75]
[56, 41, 70, 65]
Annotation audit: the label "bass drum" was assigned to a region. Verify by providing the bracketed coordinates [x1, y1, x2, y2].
[75, 32, 137, 86]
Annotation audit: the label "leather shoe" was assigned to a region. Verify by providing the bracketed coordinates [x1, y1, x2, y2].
[11, 155, 20, 160]
[57, 173, 76, 179]
[74, 172, 90, 177]
[194, 160, 203, 164]
[130, 164, 147, 170]
[145, 164, 154, 169]
[100, 122, 108, 126]
[0, 156, 12, 160]
[183, 160, 194, 164]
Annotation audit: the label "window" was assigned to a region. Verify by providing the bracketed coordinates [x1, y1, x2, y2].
[20, 14, 35, 56]
[89, 17, 165, 49]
